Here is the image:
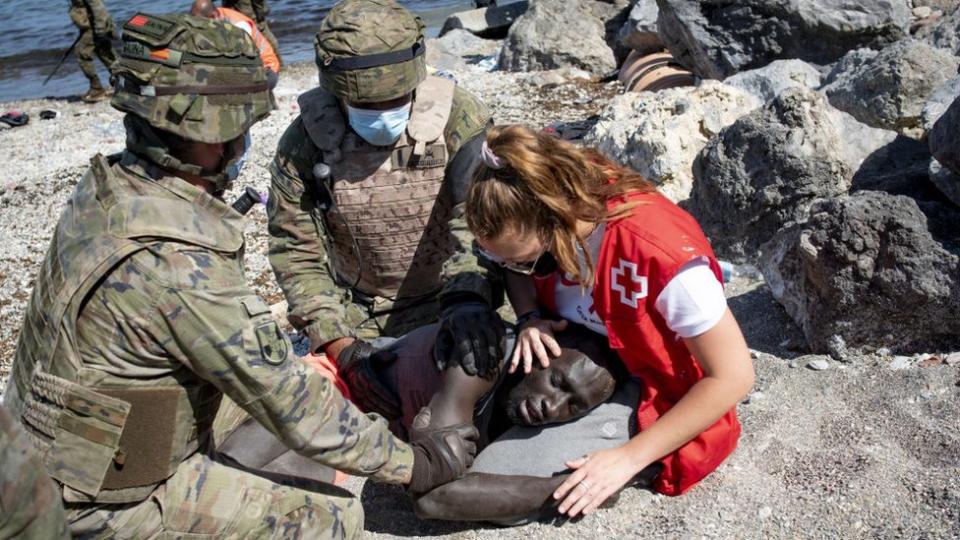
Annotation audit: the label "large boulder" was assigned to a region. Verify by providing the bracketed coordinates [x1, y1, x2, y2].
[821, 40, 959, 133]
[439, 1, 529, 39]
[930, 95, 960, 176]
[426, 30, 501, 72]
[656, 0, 910, 80]
[914, 0, 959, 14]
[498, 0, 617, 76]
[759, 191, 960, 355]
[725, 59, 823, 104]
[617, 0, 663, 55]
[929, 159, 960, 207]
[589, 0, 634, 64]
[917, 8, 960, 53]
[585, 80, 759, 201]
[685, 88, 896, 262]
[922, 76, 960, 134]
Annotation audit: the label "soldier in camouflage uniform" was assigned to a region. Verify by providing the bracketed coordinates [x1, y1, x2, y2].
[222, 0, 282, 66]
[3, 12, 477, 539]
[268, 0, 505, 389]
[68, 0, 118, 102]
[0, 405, 70, 540]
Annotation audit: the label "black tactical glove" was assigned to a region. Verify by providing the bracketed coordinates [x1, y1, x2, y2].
[433, 300, 506, 379]
[337, 340, 402, 420]
[407, 407, 479, 496]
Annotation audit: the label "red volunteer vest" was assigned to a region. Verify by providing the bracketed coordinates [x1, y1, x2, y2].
[534, 191, 741, 496]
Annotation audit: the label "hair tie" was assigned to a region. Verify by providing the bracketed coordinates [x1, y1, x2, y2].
[480, 139, 504, 170]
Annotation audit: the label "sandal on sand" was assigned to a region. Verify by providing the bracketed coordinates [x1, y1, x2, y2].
[0, 111, 29, 128]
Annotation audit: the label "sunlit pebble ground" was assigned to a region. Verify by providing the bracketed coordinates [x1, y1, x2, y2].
[2, 42, 958, 540]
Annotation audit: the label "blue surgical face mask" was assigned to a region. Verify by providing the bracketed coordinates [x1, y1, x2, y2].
[346, 102, 411, 146]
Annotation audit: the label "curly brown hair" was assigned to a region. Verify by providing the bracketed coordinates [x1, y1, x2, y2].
[466, 124, 656, 284]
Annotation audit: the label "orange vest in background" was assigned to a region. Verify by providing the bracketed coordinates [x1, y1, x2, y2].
[216, 7, 280, 73]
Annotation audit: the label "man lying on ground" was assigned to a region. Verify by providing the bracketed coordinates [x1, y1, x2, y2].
[218, 324, 660, 524]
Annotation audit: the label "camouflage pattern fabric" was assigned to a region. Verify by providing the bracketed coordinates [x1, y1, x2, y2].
[315, 0, 426, 102]
[110, 13, 271, 144]
[4, 149, 414, 531]
[268, 84, 493, 350]
[0, 405, 70, 540]
[69, 0, 117, 88]
[65, 452, 363, 539]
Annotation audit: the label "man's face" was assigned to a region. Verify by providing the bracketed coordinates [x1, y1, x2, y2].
[502, 349, 616, 427]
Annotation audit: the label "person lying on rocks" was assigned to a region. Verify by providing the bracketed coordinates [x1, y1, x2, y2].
[218, 324, 658, 524]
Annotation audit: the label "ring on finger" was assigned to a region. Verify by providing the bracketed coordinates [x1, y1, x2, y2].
[579, 479, 592, 490]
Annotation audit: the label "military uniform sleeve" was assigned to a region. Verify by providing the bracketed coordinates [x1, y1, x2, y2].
[82, 0, 113, 36]
[267, 118, 367, 350]
[438, 87, 501, 307]
[139, 244, 414, 482]
[0, 406, 70, 540]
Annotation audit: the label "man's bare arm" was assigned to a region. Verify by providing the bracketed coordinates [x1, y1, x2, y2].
[413, 472, 567, 522]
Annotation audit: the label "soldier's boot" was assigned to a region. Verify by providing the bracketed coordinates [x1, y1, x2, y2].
[81, 80, 111, 103]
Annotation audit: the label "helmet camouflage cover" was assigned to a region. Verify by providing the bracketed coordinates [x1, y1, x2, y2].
[111, 13, 271, 143]
[315, 0, 427, 103]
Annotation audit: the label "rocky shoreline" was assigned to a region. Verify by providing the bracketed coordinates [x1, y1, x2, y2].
[1, 3, 959, 537]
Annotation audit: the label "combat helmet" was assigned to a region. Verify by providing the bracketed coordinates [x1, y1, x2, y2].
[315, 0, 427, 103]
[111, 12, 271, 144]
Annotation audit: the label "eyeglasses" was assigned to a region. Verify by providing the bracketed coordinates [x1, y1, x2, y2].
[477, 241, 551, 275]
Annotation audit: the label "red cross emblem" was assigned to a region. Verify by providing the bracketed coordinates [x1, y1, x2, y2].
[611, 258, 647, 308]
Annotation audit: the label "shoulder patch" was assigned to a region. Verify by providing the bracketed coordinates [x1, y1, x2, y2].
[255, 321, 289, 366]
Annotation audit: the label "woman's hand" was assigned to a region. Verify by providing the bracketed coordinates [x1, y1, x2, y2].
[510, 318, 568, 373]
[553, 446, 645, 517]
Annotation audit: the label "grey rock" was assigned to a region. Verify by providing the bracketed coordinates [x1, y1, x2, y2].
[725, 59, 823, 103]
[656, 0, 910, 80]
[589, 0, 634, 64]
[929, 159, 960, 207]
[759, 191, 960, 355]
[821, 40, 959, 132]
[426, 31, 501, 72]
[852, 135, 936, 200]
[889, 356, 914, 370]
[916, 8, 960, 53]
[617, 0, 663, 55]
[499, 0, 617, 76]
[807, 358, 831, 371]
[913, 0, 958, 14]
[930, 94, 960, 176]
[922, 76, 960, 134]
[584, 80, 760, 202]
[685, 88, 893, 262]
[439, 1, 529, 39]
[848, 134, 960, 249]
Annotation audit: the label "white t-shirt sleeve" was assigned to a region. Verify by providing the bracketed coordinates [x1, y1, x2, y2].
[654, 258, 727, 338]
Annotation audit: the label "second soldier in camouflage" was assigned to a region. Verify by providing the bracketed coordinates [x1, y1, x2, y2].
[268, 0, 506, 392]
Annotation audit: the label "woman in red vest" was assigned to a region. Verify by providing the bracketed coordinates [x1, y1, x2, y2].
[465, 125, 755, 517]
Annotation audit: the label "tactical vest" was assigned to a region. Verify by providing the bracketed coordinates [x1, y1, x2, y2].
[298, 76, 457, 301]
[3, 155, 237, 503]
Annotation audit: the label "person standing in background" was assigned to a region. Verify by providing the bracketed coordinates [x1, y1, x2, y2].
[68, 0, 118, 102]
[191, 0, 281, 87]
[222, 0, 282, 66]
